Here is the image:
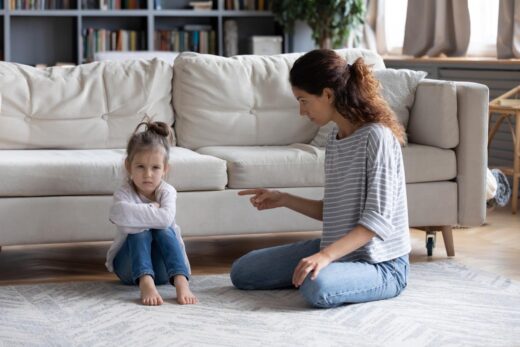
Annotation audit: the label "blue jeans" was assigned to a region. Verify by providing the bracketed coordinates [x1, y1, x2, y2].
[113, 227, 190, 285]
[230, 238, 409, 308]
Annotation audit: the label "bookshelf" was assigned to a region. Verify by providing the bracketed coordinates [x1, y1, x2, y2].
[1, 0, 283, 65]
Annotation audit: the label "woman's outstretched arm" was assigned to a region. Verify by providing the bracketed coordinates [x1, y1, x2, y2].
[238, 189, 323, 221]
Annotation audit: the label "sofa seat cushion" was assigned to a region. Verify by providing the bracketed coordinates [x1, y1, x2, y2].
[0, 147, 227, 196]
[197, 144, 325, 189]
[402, 144, 456, 183]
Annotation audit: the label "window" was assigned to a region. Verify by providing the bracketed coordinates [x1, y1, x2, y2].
[382, 0, 408, 55]
[467, 0, 499, 57]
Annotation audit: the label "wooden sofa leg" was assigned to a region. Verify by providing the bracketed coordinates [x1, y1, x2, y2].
[441, 226, 455, 257]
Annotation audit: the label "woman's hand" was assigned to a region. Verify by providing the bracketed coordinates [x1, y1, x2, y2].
[238, 189, 286, 210]
[292, 252, 332, 287]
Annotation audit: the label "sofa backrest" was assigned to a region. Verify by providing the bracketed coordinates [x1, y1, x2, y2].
[0, 58, 174, 149]
[94, 51, 179, 65]
[172, 48, 385, 150]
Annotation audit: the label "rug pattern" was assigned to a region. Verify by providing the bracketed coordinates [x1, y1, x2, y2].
[1, 261, 519, 346]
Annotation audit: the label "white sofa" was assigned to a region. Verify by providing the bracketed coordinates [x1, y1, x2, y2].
[0, 49, 489, 256]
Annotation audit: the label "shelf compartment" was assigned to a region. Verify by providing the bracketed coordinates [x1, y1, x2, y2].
[223, 16, 278, 55]
[221, 10, 272, 16]
[80, 9, 148, 15]
[154, 16, 216, 54]
[10, 10, 79, 15]
[10, 0, 78, 10]
[81, 0, 145, 10]
[82, 16, 147, 62]
[11, 16, 77, 65]
[153, 9, 218, 16]
[157, 0, 216, 11]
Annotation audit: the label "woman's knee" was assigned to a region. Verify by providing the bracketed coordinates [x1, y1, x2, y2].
[299, 276, 336, 308]
[230, 253, 259, 290]
[230, 257, 248, 289]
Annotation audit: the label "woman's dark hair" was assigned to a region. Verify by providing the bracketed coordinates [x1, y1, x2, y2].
[289, 49, 405, 144]
[126, 119, 173, 164]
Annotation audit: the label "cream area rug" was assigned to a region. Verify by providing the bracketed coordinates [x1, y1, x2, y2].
[1, 261, 519, 347]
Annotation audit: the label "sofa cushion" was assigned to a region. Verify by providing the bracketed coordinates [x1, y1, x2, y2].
[0, 59, 174, 149]
[173, 48, 385, 150]
[197, 144, 325, 188]
[374, 69, 427, 130]
[402, 144, 456, 183]
[0, 147, 227, 196]
[408, 79, 459, 149]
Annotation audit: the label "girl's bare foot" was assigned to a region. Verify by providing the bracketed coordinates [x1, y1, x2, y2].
[173, 275, 198, 305]
[139, 275, 163, 306]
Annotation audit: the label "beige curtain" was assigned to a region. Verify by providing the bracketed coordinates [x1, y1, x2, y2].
[403, 0, 470, 57]
[497, 0, 520, 58]
[360, 0, 387, 54]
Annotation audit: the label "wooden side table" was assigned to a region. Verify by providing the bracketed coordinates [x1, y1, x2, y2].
[488, 85, 520, 214]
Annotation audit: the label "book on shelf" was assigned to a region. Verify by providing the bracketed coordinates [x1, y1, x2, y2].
[189, 1, 211, 10]
[154, 27, 216, 54]
[80, 0, 143, 10]
[224, 0, 269, 10]
[83, 28, 146, 62]
[11, 0, 73, 10]
[183, 24, 212, 31]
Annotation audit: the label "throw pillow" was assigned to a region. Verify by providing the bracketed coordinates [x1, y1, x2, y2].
[309, 68, 427, 147]
[374, 68, 427, 130]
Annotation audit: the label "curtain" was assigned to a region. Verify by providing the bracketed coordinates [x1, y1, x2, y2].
[360, 0, 387, 54]
[402, 0, 470, 57]
[497, 0, 520, 58]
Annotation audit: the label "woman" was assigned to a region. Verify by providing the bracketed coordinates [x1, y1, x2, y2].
[230, 49, 411, 308]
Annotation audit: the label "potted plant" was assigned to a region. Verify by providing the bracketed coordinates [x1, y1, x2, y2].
[271, 0, 366, 49]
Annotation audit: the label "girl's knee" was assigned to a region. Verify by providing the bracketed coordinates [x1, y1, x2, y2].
[128, 230, 150, 240]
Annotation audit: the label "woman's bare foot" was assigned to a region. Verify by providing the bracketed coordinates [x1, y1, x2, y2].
[139, 275, 163, 306]
[173, 275, 198, 305]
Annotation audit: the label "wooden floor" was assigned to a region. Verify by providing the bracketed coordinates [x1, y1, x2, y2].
[1, 204, 519, 286]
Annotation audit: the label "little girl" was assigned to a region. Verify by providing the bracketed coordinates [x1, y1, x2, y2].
[106, 120, 197, 306]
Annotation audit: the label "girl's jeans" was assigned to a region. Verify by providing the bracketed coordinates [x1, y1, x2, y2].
[230, 238, 409, 308]
[113, 227, 190, 285]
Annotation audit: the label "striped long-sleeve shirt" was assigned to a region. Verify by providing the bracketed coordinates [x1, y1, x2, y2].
[321, 123, 411, 263]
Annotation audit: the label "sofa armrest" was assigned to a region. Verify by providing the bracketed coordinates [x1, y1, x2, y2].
[455, 81, 489, 226]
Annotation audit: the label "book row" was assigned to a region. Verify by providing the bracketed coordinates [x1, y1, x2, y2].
[83, 27, 217, 61]
[224, 0, 270, 10]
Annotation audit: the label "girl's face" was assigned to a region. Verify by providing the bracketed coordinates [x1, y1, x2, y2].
[125, 148, 169, 200]
[292, 86, 335, 126]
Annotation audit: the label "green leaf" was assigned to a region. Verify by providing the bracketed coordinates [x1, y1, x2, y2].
[271, 0, 366, 48]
